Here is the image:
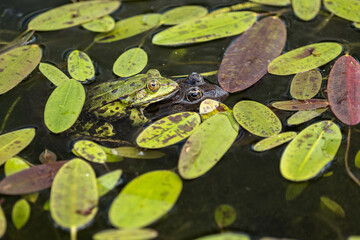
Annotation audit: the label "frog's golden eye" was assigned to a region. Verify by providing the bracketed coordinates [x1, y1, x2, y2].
[147, 79, 160, 92]
[186, 88, 203, 101]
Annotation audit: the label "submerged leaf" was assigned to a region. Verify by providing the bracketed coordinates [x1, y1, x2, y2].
[253, 132, 297, 152]
[161, 6, 208, 25]
[73, 140, 107, 163]
[39, 62, 70, 86]
[12, 199, 30, 230]
[82, 15, 115, 32]
[67, 50, 95, 82]
[285, 182, 309, 201]
[214, 204, 236, 229]
[97, 170, 122, 197]
[271, 99, 328, 111]
[324, 0, 360, 22]
[107, 146, 165, 159]
[355, 150, 360, 169]
[250, 0, 290, 6]
[287, 108, 328, 125]
[93, 228, 158, 240]
[290, 69, 322, 100]
[113, 48, 148, 78]
[195, 232, 250, 240]
[293, 0, 321, 21]
[199, 99, 230, 120]
[320, 196, 345, 218]
[0, 205, 6, 238]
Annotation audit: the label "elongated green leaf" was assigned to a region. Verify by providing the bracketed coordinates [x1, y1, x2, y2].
[12, 199, 30, 230]
[214, 204, 236, 228]
[355, 150, 360, 168]
[268, 42, 342, 75]
[113, 48, 148, 77]
[44, 79, 85, 133]
[5, 156, 29, 176]
[287, 108, 328, 125]
[272, 99, 329, 111]
[50, 158, 98, 230]
[293, 0, 321, 21]
[290, 69, 322, 100]
[161, 6, 208, 25]
[179, 113, 239, 179]
[233, 101, 281, 137]
[0, 205, 6, 238]
[348, 236, 360, 240]
[97, 169, 122, 197]
[137, 112, 201, 149]
[106, 146, 165, 159]
[95, 14, 161, 43]
[109, 170, 182, 228]
[28, 1, 120, 31]
[82, 15, 115, 32]
[320, 196, 345, 218]
[285, 182, 309, 201]
[93, 228, 158, 240]
[280, 121, 341, 181]
[250, 0, 290, 6]
[324, 0, 360, 22]
[199, 99, 230, 121]
[0, 45, 42, 94]
[68, 50, 95, 82]
[152, 12, 257, 46]
[0, 128, 35, 166]
[195, 232, 250, 240]
[73, 140, 107, 163]
[253, 132, 297, 152]
[39, 62, 70, 86]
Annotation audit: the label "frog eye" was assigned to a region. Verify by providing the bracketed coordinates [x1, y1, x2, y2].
[147, 80, 160, 92]
[186, 88, 203, 101]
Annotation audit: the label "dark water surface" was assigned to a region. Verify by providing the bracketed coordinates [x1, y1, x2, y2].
[1, 0, 360, 239]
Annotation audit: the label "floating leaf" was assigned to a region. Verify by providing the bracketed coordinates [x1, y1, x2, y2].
[12, 199, 30, 230]
[179, 113, 239, 179]
[44, 79, 85, 133]
[113, 48, 148, 78]
[39, 62, 70, 86]
[285, 182, 309, 201]
[82, 15, 115, 32]
[136, 112, 201, 149]
[109, 170, 182, 228]
[218, 16, 286, 92]
[95, 14, 161, 43]
[97, 170, 122, 197]
[293, 0, 321, 21]
[0, 45, 42, 94]
[67, 50, 95, 82]
[268, 42, 342, 75]
[107, 146, 165, 159]
[43, 200, 50, 211]
[250, 0, 290, 6]
[355, 150, 360, 169]
[199, 99, 230, 120]
[0, 128, 35, 166]
[233, 100, 281, 137]
[93, 228, 158, 240]
[253, 132, 297, 152]
[327, 55, 360, 125]
[280, 121, 341, 181]
[73, 140, 107, 163]
[161, 6, 208, 25]
[290, 69, 322, 100]
[287, 108, 328, 125]
[0, 205, 6, 238]
[0, 161, 67, 195]
[23, 193, 38, 204]
[355, 22, 360, 29]
[27, 1, 120, 31]
[152, 11, 257, 46]
[271, 99, 328, 111]
[4, 156, 29, 176]
[320, 196, 345, 218]
[214, 204, 236, 229]
[348, 236, 360, 240]
[50, 159, 98, 231]
[195, 232, 250, 240]
[324, 0, 360, 22]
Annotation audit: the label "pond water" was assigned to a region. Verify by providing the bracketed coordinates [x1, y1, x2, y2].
[1, 0, 360, 239]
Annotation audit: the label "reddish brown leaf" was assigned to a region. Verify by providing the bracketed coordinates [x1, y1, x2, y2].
[0, 161, 68, 195]
[218, 16, 286, 93]
[272, 99, 329, 111]
[327, 55, 360, 125]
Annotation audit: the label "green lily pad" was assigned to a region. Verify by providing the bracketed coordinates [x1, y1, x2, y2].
[161, 6, 208, 25]
[253, 132, 297, 152]
[73, 140, 107, 164]
[268, 42, 342, 75]
[290, 69, 322, 100]
[195, 232, 250, 240]
[12, 199, 30, 230]
[324, 0, 360, 22]
[93, 228, 158, 240]
[97, 169, 122, 197]
[285, 182, 309, 201]
[293, 0, 321, 21]
[320, 196, 345, 218]
[0, 205, 6, 238]
[287, 108, 328, 125]
[27, 1, 120, 31]
[280, 121, 341, 181]
[271, 99, 329, 111]
[355, 150, 360, 168]
[152, 11, 257, 46]
[106, 146, 165, 159]
[113, 48, 148, 78]
[214, 204, 236, 229]
[39, 62, 70, 86]
[0, 45, 42, 94]
[44, 79, 85, 133]
[233, 100, 281, 137]
[67, 50, 95, 82]
[109, 170, 182, 228]
[199, 99, 231, 121]
[82, 15, 115, 32]
[5, 156, 29, 176]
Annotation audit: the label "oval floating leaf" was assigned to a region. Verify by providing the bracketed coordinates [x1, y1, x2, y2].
[107, 146, 165, 159]
[293, 0, 321, 21]
[73, 140, 107, 163]
[218, 16, 286, 92]
[109, 170, 182, 228]
[82, 15, 115, 32]
[137, 112, 201, 149]
[285, 182, 309, 201]
[93, 228, 158, 240]
[324, 0, 360, 22]
[287, 108, 328, 125]
[199, 99, 230, 121]
[28, 1, 120, 31]
[179, 113, 239, 179]
[195, 232, 250, 240]
[290, 69, 322, 100]
[327, 55, 360, 125]
[0, 205, 6, 238]
[214, 204, 236, 229]
[355, 22, 360, 29]
[39, 62, 70, 86]
[50, 159, 98, 230]
[95, 14, 161, 43]
[233, 100, 281, 137]
[0, 128, 35, 166]
[97, 169, 122, 197]
[0, 45, 42, 94]
[68, 50, 95, 82]
[272, 99, 329, 111]
[355, 150, 360, 169]
[113, 48, 148, 78]
[4, 156, 29, 176]
[44, 79, 85, 133]
[280, 121, 341, 181]
[161, 6, 208, 25]
[152, 11, 257, 46]
[250, 0, 290, 6]
[320, 196, 345, 218]
[12, 199, 30, 230]
[268, 42, 342, 75]
[253, 132, 297, 152]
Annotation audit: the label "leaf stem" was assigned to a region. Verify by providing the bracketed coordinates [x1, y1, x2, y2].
[70, 226, 77, 240]
[0, 96, 21, 133]
[83, 40, 95, 52]
[344, 127, 360, 186]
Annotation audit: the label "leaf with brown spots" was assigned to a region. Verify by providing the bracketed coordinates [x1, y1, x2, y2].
[113, 48, 148, 78]
[271, 99, 329, 111]
[161, 6, 208, 25]
[199, 99, 231, 121]
[324, 0, 360, 22]
[93, 228, 158, 240]
[82, 15, 115, 33]
[68, 50, 95, 82]
[104, 146, 165, 159]
[290, 69, 322, 100]
[73, 140, 107, 164]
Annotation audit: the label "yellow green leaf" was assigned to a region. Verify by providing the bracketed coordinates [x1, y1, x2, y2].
[67, 50, 95, 82]
[105, 146, 165, 159]
[109, 170, 182, 228]
[93, 228, 158, 240]
[39, 62, 70, 86]
[5, 156, 29, 176]
[152, 12, 257, 46]
[355, 22, 360, 29]
[136, 112, 201, 149]
[287, 108, 328, 126]
[250, 0, 290, 6]
[44, 79, 85, 133]
[348, 236, 360, 240]
[43, 200, 50, 211]
[0, 45, 42, 94]
[161, 6, 208, 25]
[280, 121, 341, 181]
[233, 100, 281, 137]
[195, 232, 250, 240]
[113, 48, 148, 78]
[320, 196, 345, 218]
[324, 0, 360, 22]
[0, 205, 6, 238]
[285, 182, 309, 201]
[268, 42, 342, 75]
[199, 99, 231, 121]
[214, 204, 236, 229]
[27, 1, 120, 31]
[253, 132, 297, 152]
[292, 0, 321, 21]
[12, 199, 30, 230]
[290, 69, 322, 100]
[355, 150, 360, 168]
[73, 140, 107, 163]
[82, 15, 115, 32]
[97, 169, 122, 197]
[272, 99, 329, 111]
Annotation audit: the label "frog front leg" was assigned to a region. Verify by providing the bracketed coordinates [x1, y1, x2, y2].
[129, 107, 149, 126]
